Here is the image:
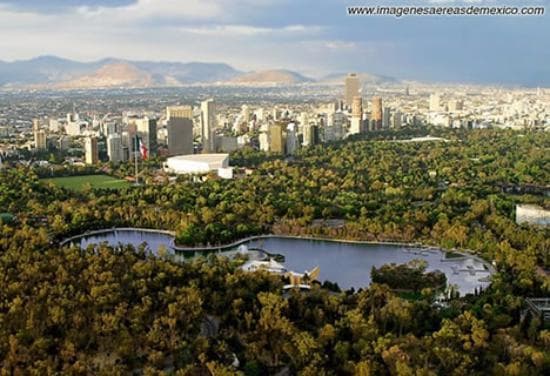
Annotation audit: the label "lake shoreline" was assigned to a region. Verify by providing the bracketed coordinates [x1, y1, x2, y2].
[61, 227, 495, 274]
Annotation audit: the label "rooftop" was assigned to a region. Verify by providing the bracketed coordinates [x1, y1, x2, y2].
[166, 153, 229, 163]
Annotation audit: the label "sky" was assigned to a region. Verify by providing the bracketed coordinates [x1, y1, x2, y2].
[0, 0, 548, 85]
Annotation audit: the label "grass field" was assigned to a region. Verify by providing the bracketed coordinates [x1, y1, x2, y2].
[43, 175, 130, 191]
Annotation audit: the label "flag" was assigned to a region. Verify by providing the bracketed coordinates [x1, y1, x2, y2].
[139, 139, 148, 160]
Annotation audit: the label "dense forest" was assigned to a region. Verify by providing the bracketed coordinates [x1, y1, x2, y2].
[0, 127, 549, 374]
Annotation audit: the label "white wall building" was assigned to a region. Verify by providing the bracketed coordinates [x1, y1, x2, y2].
[516, 204, 550, 226]
[164, 153, 232, 178]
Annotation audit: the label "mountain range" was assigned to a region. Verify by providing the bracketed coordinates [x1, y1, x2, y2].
[0, 56, 398, 89]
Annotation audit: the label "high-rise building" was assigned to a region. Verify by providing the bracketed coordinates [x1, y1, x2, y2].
[448, 99, 464, 112]
[349, 96, 363, 135]
[392, 111, 403, 128]
[302, 122, 318, 147]
[269, 122, 285, 154]
[383, 107, 391, 129]
[136, 117, 157, 157]
[167, 106, 193, 121]
[345, 73, 361, 108]
[429, 94, 442, 112]
[371, 96, 383, 130]
[286, 123, 298, 155]
[85, 136, 99, 165]
[32, 119, 47, 150]
[200, 99, 216, 153]
[326, 112, 346, 141]
[65, 121, 81, 136]
[167, 105, 194, 156]
[107, 134, 124, 164]
[34, 130, 47, 150]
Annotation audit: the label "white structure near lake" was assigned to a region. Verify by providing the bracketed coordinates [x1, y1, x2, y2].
[164, 153, 233, 178]
[516, 204, 550, 226]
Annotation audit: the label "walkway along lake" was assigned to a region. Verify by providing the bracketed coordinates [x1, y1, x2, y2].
[65, 228, 493, 295]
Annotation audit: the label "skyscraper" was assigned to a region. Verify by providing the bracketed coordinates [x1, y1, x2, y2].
[303, 123, 320, 147]
[107, 134, 124, 164]
[32, 119, 47, 150]
[200, 99, 216, 153]
[392, 111, 403, 128]
[429, 94, 442, 112]
[286, 123, 298, 155]
[34, 131, 47, 150]
[371, 96, 383, 130]
[349, 96, 363, 135]
[345, 73, 361, 108]
[167, 106, 193, 121]
[85, 136, 98, 165]
[167, 105, 194, 156]
[269, 122, 285, 154]
[383, 107, 391, 129]
[136, 117, 157, 157]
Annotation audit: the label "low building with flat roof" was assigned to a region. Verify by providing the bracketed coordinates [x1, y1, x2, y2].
[164, 153, 231, 178]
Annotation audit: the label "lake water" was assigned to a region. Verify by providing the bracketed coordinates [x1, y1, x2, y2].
[74, 230, 492, 295]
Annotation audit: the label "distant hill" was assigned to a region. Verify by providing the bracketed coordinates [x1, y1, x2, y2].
[320, 72, 399, 86]
[0, 56, 243, 88]
[53, 62, 154, 89]
[230, 69, 314, 85]
[0, 55, 400, 89]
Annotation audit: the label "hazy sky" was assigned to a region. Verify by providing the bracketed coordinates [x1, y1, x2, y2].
[0, 0, 548, 85]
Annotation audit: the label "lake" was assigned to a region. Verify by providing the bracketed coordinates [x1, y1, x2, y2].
[72, 229, 492, 295]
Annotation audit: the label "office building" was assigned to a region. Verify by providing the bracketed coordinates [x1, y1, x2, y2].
[371, 97, 383, 130]
[167, 105, 193, 121]
[269, 122, 285, 154]
[345, 73, 361, 108]
[107, 134, 124, 164]
[32, 119, 47, 150]
[303, 123, 320, 147]
[200, 99, 216, 153]
[326, 112, 346, 141]
[286, 123, 298, 155]
[392, 111, 403, 128]
[383, 107, 391, 129]
[136, 117, 157, 157]
[349, 96, 363, 135]
[84, 136, 99, 165]
[167, 105, 194, 156]
[429, 94, 442, 112]
[448, 99, 464, 113]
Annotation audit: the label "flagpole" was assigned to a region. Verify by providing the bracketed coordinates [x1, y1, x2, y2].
[134, 135, 139, 185]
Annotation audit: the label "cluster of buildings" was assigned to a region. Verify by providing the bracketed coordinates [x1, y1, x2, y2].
[0, 74, 548, 175]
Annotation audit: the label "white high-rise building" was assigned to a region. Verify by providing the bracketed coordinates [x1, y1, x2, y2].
[107, 134, 124, 164]
[429, 94, 442, 112]
[66, 121, 81, 136]
[286, 123, 298, 155]
[200, 99, 216, 153]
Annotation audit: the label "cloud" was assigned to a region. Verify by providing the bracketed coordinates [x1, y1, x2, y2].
[0, 0, 547, 84]
[175, 24, 323, 37]
[0, 0, 137, 12]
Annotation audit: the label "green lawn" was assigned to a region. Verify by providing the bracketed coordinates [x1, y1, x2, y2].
[43, 175, 130, 191]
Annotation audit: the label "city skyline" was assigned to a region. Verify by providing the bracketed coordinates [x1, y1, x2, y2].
[0, 0, 548, 86]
